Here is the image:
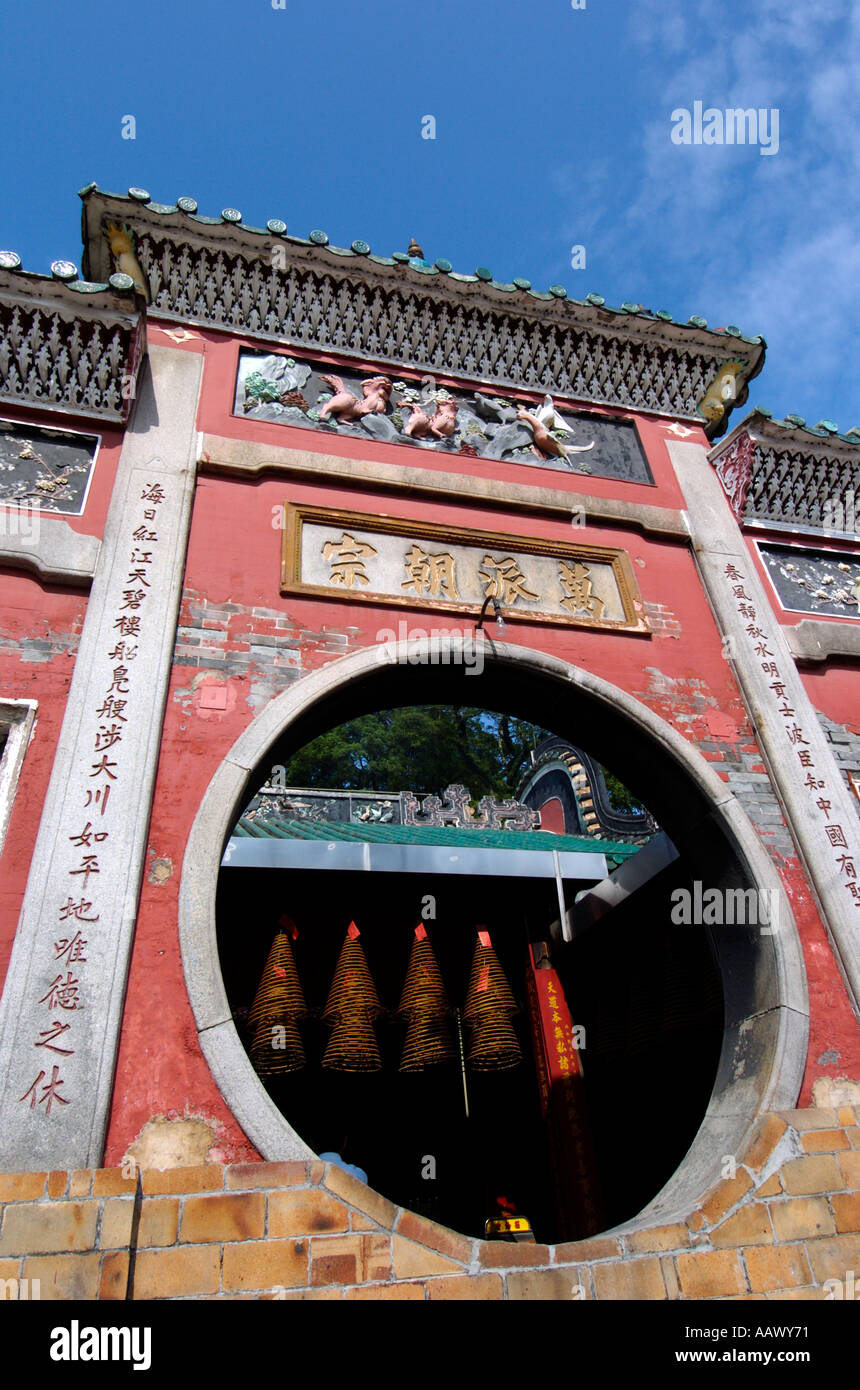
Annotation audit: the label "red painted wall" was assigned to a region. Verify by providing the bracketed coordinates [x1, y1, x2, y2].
[101, 328, 859, 1163]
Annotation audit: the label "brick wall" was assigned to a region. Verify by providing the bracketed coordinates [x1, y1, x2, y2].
[1, 1099, 858, 1300]
[817, 713, 860, 815]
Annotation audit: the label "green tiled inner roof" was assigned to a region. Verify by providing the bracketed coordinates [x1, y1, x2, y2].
[232, 815, 642, 864]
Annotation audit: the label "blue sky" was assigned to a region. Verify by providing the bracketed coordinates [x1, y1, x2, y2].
[2, 0, 857, 431]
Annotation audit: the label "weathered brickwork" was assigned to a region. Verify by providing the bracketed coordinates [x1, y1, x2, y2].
[171, 589, 363, 713]
[1, 1100, 858, 1300]
[817, 713, 860, 817]
[636, 668, 796, 860]
[642, 602, 682, 639]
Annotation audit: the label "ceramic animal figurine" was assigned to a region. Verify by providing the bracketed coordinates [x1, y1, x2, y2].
[699, 362, 744, 424]
[399, 401, 433, 438]
[104, 222, 148, 299]
[516, 407, 595, 462]
[430, 399, 458, 438]
[359, 376, 393, 414]
[319, 374, 392, 422]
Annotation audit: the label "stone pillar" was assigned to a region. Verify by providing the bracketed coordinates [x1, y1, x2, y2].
[668, 439, 860, 1017]
[0, 346, 202, 1169]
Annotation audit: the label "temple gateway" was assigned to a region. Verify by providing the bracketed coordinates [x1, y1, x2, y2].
[0, 185, 857, 1300]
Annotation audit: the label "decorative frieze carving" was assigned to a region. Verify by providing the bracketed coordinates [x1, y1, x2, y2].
[236, 350, 654, 481]
[245, 784, 539, 832]
[403, 784, 539, 831]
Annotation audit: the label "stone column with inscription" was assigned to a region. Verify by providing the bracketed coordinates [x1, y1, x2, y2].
[668, 439, 860, 1018]
[0, 346, 202, 1170]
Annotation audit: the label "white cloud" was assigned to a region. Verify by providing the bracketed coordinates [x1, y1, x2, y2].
[556, 0, 860, 416]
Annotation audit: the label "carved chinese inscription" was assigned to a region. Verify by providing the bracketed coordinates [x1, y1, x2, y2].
[17, 475, 168, 1123]
[725, 561, 859, 916]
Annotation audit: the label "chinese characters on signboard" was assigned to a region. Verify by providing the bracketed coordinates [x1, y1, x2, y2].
[283, 507, 650, 633]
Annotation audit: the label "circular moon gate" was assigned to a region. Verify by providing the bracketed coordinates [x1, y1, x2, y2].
[179, 640, 808, 1235]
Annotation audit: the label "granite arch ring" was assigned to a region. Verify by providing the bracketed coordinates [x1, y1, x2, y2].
[178, 638, 808, 1233]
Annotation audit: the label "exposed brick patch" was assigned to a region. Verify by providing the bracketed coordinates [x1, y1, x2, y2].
[743, 1244, 812, 1293]
[427, 1273, 504, 1299]
[132, 1245, 221, 1299]
[0, 1200, 98, 1256]
[507, 1268, 586, 1300]
[180, 1192, 265, 1243]
[643, 602, 682, 639]
[816, 712, 860, 813]
[626, 1223, 690, 1255]
[140, 1164, 223, 1196]
[268, 1190, 349, 1237]
[0, 629, 82, 666]
[710, 1203, 773, 1248]
[172, 590, 366, 712]
[0, 1173, 47, 1202]
[770, 1197, 836, 1241]
[21, 1253, 100, 1300]
[310, 1233, 390, 1286]
[676, 1250, 746, 1299]
[222, 1239, 308, 1294]
[225, 1161, 309, 1190]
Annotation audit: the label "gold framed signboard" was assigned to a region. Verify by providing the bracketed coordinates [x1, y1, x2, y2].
[280, 503, 651, 634]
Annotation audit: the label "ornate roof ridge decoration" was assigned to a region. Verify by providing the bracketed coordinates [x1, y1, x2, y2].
[516, 736, 657, 844]
[78, 185, 765, 437]
[709, 410, 860, 537]
[243, 782, 539, 832]
[0, 266, 145, 423]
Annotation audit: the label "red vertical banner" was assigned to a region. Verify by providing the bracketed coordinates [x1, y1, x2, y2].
[525, 944, 604, 1240]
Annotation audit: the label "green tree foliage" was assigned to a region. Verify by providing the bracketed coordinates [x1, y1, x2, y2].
[602, 770, 643, 815]
[278, 706, 643, 816]
[281, 706, 545, 800]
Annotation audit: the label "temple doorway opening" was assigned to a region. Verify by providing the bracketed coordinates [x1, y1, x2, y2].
[216, 701, 725, 1244]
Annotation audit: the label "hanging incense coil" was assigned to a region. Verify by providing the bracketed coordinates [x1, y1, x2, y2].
[398, 937, 448, 1019]
[462, 940, 518, 1022]
[322, 934, 381, 1022]
[249, 1015, 306, 1076]
[322, 1010, 382, 1073]
[248, 931, 307, 1030]
[399, 1011, 456, 1072]
[466, 1015, 522, 1071]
